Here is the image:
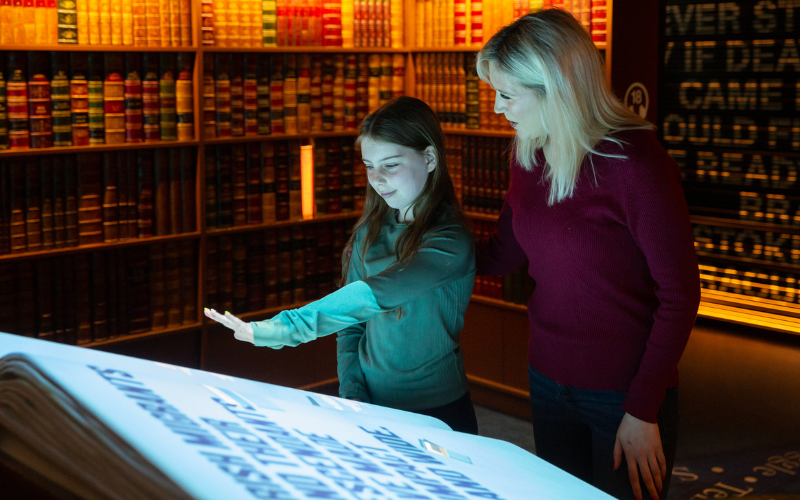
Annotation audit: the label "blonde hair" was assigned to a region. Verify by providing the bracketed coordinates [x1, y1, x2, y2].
[476, 8, 653, 205]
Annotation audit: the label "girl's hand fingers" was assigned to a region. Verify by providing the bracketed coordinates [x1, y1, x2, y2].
[206, 308, 238, 331]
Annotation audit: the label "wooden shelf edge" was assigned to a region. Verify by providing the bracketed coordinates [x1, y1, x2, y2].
[698, 302, 800, 336]
[201, 46, 409, 53]
[470, 294, 527, 312]
[206, 212, 360, 235]
[465, 211, 500, 222]
[202, 131, 358, 144]
[0, 44, 197, 52]
[0, 140, 200, 158]
[84, 322, 202, 348]
[0, 232, 201, 262]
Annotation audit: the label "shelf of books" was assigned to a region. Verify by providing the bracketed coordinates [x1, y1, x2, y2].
[0, 0, 611, 356]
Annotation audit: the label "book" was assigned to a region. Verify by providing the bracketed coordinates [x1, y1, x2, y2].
[282, 53, 297, 134]
[200, 0, 213, 44]
[124, 53, 144, 143]
[180, 147, 195, 233]
[87, 53, 105, 146]
[27, 51, 53, 149]
[217, 234, 233, 311]
[77, 153, 103, 245]
[74, 251, 92, 343]
[50, 52, 72, 147]
[6, 52, 30, 149]
[256, 53, 271, 134]
[215, 53, 232, 138]
[102, 151, 120, 242]
[132, 0, 146, 44]
[127, 244, 150, 333]
[142, 52, 161, 142]
[56, 0, 78, 43]
[276, 226, 291, 304]
[122, 0, 134, 44]
[202, 53, 216, 138]
[321, 54, 334, 130]
[269, 54, 284, 134]
[232, 144, 247, 225]
[105, 248, 119, 338]
[297, 53, 311, 133]
[245, 231, 264, 311]
[232, 234, 247, 311]
[40, 157, 54, 250]
[69, 52, 90, 146]
[149, 242, 167, 329]
[288, 140, 301, 218]
[175, 52, 194, 141]
[325, 138, 341, 213]
[204, 236, 219, 309]
[261, 141, 276, 222]
[180, 239, 196, 322]
[136, 149, 154, 238]
[51, 156, 66, 248]
[103, 53, 127, 145]
[16, 260, 36, 337]
[0, 68, 7, 151]
[230, 54, 245, 136]
[246, 142, 262, 224]
[153, 149, 171, 236]
[263, 228, 278, 307]
[159, 52, 178, 141]
[243, 53, 259, 135]
[332, 54, 344, 130]
[165, 240, 182, 325]
[169, 147, 182, 233]
[63, 154, 79, 246]
[274, 140, 289, 220]
[90, 250, 109, 341]
[24, 158, 42, 252]
[116, 152, 130, 239]
[215, 145, 233, 227]
[310, 54, 322, 131]
[203, 146, 218, 229]
[313, 139, 327, 214]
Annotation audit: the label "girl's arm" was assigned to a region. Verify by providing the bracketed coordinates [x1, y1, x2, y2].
[336, 243, 369, 402]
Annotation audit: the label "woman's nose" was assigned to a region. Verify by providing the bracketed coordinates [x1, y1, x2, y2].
[494, 94, 505, 114]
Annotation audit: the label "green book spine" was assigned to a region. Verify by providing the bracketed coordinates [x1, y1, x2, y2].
[50, 52, 72, 147]
[159, 52, 177, 142]
[56, 0, 78, 43]
[87, 52, 105, 145]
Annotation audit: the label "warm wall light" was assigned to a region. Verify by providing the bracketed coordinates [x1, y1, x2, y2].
[300, 144, 314, 219]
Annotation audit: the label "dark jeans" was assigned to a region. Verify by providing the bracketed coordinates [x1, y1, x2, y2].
[412, 391, 479, 435]
[529, 365, 679, 500]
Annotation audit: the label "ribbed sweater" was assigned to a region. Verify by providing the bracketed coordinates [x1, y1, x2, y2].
[476, 129, 701, 423]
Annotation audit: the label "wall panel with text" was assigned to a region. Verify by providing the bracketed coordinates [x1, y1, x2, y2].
[660, 1, 800, 333]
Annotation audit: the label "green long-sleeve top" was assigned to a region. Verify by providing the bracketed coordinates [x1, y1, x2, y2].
[250, 206, 476, 411]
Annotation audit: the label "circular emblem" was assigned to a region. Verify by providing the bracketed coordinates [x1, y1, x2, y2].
[624, 82, 649, 120]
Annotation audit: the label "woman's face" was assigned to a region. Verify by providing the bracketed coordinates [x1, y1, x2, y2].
[489, 63, 544, 140]
[360, 137, 436, 222]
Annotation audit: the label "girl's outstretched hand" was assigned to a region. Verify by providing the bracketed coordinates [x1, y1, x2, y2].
[204, 308, 255, 344]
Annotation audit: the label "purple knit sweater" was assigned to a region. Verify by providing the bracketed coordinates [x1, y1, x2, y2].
[476, 129, 701, 423]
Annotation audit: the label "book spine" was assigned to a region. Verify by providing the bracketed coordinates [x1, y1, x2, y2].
[180, 240, 196, 322]
[214, 53, 232, 137]
[332, 54, 345, 130]
[202, 53, 217, 138]
[180, 147, 195, 232]
[34, 259, 54, 340]
[69, 53, 90, 146]
[283, 53, 297, 134]
[136, 149, 154, 238]
[168, 0, 180, 46]
[64, 154, 79, 246]
[132, 0, 146, 45]
[110, 0, 123, 44]
[87, 53, 105, 145]
[262, 0, 276, 46]
[217, 234, 232, 312]
[165, 241, 182, 324]
[34, 0, 47, 43]
[102, 151, 119, 242]
[9, 162, 27, 253]
[378, 53, 390, 108]
[276, 227, 291, 304]
[246, 142, 262, 224]
[179, 0, 190, 45]
[205, 237, 219, 309]
[122, 0, 134, 44]
[87, 0, 100, 43]
[175, 52, 194, 141]
[150, 242, 166, 329]
[325, 138, 340, 213]
[204, 147, 218, 229]
[321, 54, 333, 130]
[216, 145, 233, 226]
[263, 229, 278, 307]
[73, 0, 86, 43]
[74, 253, 92, 343]
[201, 0, 214, 44]
[274, 140, 288, 220]
[213, 0, 227, 47]
[303, 224, 318, 300]
[77, 153, 103, 245]
[168, 147, 182, 232]
[24, 158, 42, 252]
[27, 54, 53, 149]
[288, 140, 301, 218]
[89, 251, 108, 340]
[125, 151, 138, 237]
[40, 157, 54, 249]
[158, 0, 170, 45]
[153, 148, 171, 235]
[313, 139, 326, 213]
[145, 0, 160, 46]
[50, 53, 72, 146]
[343, 54, 356, 130]
[261, 141, 275, 222]
[103, 53, 126, 144]
[142, 53, 161, 141]
[310, 54, 322, 131]
[124, 54, 144, 143]
[355, 53, 367, 124]
[297, 53, 311, 133]
[99, 0, 111, 43]
[127, 245, 151, 333]
[0, 70, 8, 150]
[116, 152, 129, 240]
[243, 53, 259, 135]
[52, 156, 66, 247]
[230, 54, 245, 136]
[246, 232, 264, 311]
[269, 54, 284, 134]
[0, 0, 12, 45]
[105, 249, 118, 337]
[232, 234, 247, 311]
[159, 53, 177, 141]
[7, 53, 30, 149]
[256, 53, 271, 134]
[232, 144, 247, 225]
[340, 136, 353, 211]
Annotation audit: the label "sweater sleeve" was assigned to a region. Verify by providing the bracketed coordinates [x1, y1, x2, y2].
[361, 220, 475, 310]
[336, 241, 370, 402]
[475, 201, 528, 276]
[622, 145, 701, 423]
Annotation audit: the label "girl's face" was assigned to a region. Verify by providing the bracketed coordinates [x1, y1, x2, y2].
[489, 63, 544, 140]
[360, 137, 436, 222]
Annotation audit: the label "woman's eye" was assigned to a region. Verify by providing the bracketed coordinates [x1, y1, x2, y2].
[364, 165, 373, 171]
[500, 93, 511, 100]
[384, 164, 398, 169]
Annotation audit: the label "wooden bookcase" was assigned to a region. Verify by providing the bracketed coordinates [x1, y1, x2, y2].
[0, 0, 614, 408]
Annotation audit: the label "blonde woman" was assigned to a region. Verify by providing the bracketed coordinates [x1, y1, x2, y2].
[475, 8, 700, 500]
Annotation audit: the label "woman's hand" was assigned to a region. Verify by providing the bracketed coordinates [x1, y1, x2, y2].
[204, 308, 255, 344]
[613, 412, 665, 500]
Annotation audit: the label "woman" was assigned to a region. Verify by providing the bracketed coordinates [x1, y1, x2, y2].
[474, 8, 700, 500]
[207, 97, 479, 434]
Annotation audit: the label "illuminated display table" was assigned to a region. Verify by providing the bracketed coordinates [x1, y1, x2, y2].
[0, 332, 612, 499]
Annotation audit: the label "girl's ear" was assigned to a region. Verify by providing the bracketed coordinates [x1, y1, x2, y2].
[424, 145, 437, 173]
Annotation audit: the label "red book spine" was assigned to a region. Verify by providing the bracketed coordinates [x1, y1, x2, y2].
[70, 76, 90, 146]
[7, 71, 30, 149]
[124, 73, 144, 143]
[28, 73, 53, 149]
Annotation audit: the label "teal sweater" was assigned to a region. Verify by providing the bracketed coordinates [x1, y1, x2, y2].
[251, 207, 476, 411]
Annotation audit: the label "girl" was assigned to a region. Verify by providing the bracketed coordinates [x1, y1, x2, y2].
[474, 8, 700, 500]
[206, 96, 478, 434]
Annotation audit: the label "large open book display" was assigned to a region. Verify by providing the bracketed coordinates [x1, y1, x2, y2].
[0, 332, 612, 499]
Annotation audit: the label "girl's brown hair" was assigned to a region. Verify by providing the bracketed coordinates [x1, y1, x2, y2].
[340, 96, 469, 285]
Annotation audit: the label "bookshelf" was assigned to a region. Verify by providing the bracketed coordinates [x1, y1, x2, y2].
[0, 0, 614, 401]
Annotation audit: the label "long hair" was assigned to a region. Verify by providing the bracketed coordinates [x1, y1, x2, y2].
[340, 96, 469, 285]
[476, 8, 653, 205]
